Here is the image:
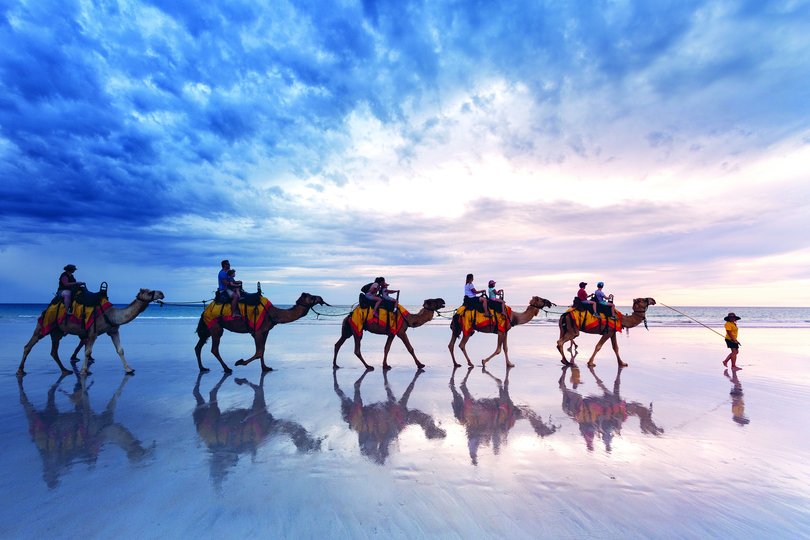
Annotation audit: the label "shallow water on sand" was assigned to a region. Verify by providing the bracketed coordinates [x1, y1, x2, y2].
[1, 319, 809, 538]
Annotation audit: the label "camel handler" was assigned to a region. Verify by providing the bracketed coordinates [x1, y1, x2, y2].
[217, 260, 241, 317]
[723, 312, 742, 370]
[58, 264, 85, 314]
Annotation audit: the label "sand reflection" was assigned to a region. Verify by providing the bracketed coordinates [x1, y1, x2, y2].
[450, 367, 558, 465]
[559, 366, 664, 452]
[17, 374, 153, 489]
[333, 369, 446, 464]
[724, 369, 749, 426]
[193, 372, 322, 489]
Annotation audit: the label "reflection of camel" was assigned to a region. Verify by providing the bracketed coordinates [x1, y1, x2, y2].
[19, 289, 165, 376]
[724, 369, 749, 426]
[18, 374, 153, 488]
[194, 292, 327, 373]
[333, 298, 446, 370]
[557, 297, 656, 367]
[450, 367, 558, 465]
[193, 372, 322, 489]
[558, 366, 663, 452]
[333, 369, 446, 464]
[448, 296, 554, 368]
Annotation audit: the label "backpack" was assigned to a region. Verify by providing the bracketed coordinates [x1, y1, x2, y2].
[360, 282, 374, 294]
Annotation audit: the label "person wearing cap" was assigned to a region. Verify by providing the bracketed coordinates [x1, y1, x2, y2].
[723, 313, 742, 370]
[57, 264, 85, 314]
[363, 276, 386, 318]
[379, 278, 400, 313]
[593, 282, 617, 319]
[487, 279, 505, 313]
[576, 281, 597, 315]
[218, 260, 241, 317]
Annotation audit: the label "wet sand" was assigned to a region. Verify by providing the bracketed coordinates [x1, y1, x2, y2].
[1, 319, 809, 538]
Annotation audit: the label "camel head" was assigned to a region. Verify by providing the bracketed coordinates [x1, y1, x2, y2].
[423, 298, 446, 312]
[529, 296, 553, 310]
[137, 289, 165, 303]
[295, 292, 327, 307]
[632, 297, 656, 312]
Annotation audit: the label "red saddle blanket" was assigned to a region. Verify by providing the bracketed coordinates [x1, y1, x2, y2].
[202, 297, 274, 332]
[564, 307, 624, 333]
[455, 305, 513, 337]
[349, 305, 410, 336]
[38, 300, 114, 336]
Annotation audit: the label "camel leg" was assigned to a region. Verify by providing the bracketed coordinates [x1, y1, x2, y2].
[382, 334, 396, 371]
[108, 329, 135, 375]
[256, 333, 274, 373]
[610, 333, 628, 367]
[209, 330, 233, 374]
[587, 333, 612, 367]
[19, 329, 46, 376]
[502, 332, 514, 369]
[352, 333, 374, 371]
[70, 338, 94, 366]
[80, 335, 99, 376]
[457, 334, 475, 368]
[235, 332, 268, 369]
[481, 332, 504, 367]
[47, 333, 73, 376]
[194, 336, 210, 372]
[397, 332, 425, 370]
[333, 319, 353, 369]
[447, 330, 462, 368]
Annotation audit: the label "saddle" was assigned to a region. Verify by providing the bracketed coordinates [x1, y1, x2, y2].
[357, 293, 396, 312]
[214, 282, 264, 306]
[462, 296, 502, 314]
[51, 282, 109, 307]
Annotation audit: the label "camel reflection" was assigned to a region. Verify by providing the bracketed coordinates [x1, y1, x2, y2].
[193, 372, 322, 489]
[559, 366, 664, 452]
[724, 369, 749, 426]
[18, 373, 153, 489]
[450, 367, 558, 465]
[333, 369, 446, 465]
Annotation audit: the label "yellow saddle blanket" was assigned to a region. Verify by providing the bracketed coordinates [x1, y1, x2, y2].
[38, 300, 114, 336]
[455, 305, 513, 337]
[565, 307, 624, 333]
[349, 305, 410, 336]
[202, 298, 274, 331]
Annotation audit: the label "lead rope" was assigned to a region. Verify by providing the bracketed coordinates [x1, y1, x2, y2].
[658, 302, 726, 339]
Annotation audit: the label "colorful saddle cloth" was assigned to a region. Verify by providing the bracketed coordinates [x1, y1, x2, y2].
[564, 307, 624, 333]
[37, 299, 114, 337]
[455, 305, 513, 337]
[202, 297, 274, 332]
[349, 305, 410, 337]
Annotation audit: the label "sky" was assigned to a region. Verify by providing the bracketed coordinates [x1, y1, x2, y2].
[1, 0, 809, 307]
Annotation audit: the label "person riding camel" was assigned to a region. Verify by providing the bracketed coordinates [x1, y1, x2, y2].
[464, 273, 490, 316]
[576, 281, 597, 315]
[218, 260, 241, 318]
[593, 282, 617, 319]
[364, 277, 385, 318]
[58, 264, 85, 314]
[487, 280, 505, 313]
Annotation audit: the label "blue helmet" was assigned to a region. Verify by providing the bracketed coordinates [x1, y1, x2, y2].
[597, 281, 604, 287]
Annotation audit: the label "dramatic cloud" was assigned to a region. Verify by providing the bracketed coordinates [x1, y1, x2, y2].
[1, 0, 809, 305]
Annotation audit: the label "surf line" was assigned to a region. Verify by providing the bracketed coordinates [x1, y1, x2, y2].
[658, 302, 727, 340]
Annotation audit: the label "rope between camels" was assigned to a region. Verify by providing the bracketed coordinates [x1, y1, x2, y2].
[658, 302, 727, 339]
[157, 299, 214, 307]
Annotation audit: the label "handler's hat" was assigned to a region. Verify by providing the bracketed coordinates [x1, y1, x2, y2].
[64, 264, 77, 271]
[488, 280, 496, 286]
[724, 312, 741, 322]
[579, 281, 587, 288]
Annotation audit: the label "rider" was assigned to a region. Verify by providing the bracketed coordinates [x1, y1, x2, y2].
[364, 277, 385, 318]
[487, 280, 505, 313]
[218, 260, 241, 317]
[576, 281, 597, 315]
[593, 282, 617, 319]
[58, 264, 85, 314]
[379, 278, 400, 313]
[464, 273, 490, 316]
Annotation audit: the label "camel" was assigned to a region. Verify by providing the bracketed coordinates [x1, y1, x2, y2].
[193, 372, 322, 489]
[559, 365, 663, 452]
[18, 373, 152, 488]
[332, 298, 446, 370]
[450, 367, 558, 465]
[18, 288, 165, 377]
[194, 292, 327, 373]
[448, 296, 553, 368]
[556, 297, 656, 367]
[333, 369, 445, 464]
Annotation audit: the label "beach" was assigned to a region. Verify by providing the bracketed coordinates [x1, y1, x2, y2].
[1, 308, 809, 538]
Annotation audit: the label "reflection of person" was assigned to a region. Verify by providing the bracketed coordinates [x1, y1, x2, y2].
[193, 372, 321, 490]
[333, 369, 445, 465]
[723, 312, 742, 370]
[724, 369, 749, 426]
[450, 367, 557, 465]
[58, 264, 85, 313]
[558, 366, 663, 452]
[18, 374, 151, 489]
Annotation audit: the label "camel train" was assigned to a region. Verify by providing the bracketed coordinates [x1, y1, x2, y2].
[19, 276, 655, 375]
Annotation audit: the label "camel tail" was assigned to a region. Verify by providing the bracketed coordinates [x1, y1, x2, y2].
[195, 317, 210, 343]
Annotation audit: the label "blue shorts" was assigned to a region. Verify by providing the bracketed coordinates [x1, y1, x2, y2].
[725, 339, 739, 350]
